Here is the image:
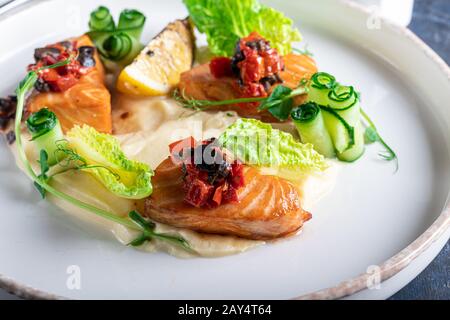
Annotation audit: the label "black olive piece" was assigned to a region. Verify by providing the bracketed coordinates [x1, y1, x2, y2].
[257, 39, 269, 51]
[0, 118, 7, 130]
[77, 46, 97, 68]
[146, 50, 155, 57]
[0, 97, 15, 129]
[217, 161, 231, 177]
[0, 96, 16, 115]
[59, 41, 74, 51]
[0, 98, 11, 113]
[261, 75, 282, 91]
[6, 131, 15, 144]
[78, 46, 95, 57]
[206, 161, 231, 185]
[245, 40, 270, 52]
[230, 59, 242, 77]
[34, 78, 51, 92]
[231, 40, 245, 77]
[234, 40, 241, 54]
[78, 57, 96, 68]
[34, 47, 61, 62]
[274, 73, 284, 83]
[204, 137, 217, 144]
[184, 139, 232, 185]
[260, 75, 277, 85]
[245, 41, 258, 50]
[261, 80, 271, 92]
[181, 163, 188, 180]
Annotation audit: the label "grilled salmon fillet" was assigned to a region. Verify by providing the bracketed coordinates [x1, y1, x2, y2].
[178, 54, 318, 122]
[144, 158, 312, 240]
[27, 35, 112, 134]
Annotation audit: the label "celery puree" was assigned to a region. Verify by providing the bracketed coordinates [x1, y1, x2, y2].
[14, 95, 338, 258]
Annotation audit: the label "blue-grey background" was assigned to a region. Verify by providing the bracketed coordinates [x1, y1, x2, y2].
[0, 0, 449, 300]
[390, 0, 449, 300]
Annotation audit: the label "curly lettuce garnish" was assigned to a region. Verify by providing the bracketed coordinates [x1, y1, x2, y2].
[218, 119, 327, 181]
[66, 125, 153, 199]
[184, 0, 302, 57]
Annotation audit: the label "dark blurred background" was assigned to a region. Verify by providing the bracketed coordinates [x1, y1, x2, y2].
[389, 0, 450, 301]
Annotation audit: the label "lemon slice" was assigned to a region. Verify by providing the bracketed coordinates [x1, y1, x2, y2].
[117, 19, 194, 96]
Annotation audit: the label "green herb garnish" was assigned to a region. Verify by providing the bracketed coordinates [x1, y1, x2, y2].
[293, 45, 314, 57]
[173, 82, 308, 121]
[34, 150, 50, 198]
[173, 88, 267, 111]
[128, 211, 191, 251]
[361, 109, 398, 169]
[258, 85, 293, 120]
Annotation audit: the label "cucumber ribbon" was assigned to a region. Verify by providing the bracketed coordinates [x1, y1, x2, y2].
[87, 7, 146, 65]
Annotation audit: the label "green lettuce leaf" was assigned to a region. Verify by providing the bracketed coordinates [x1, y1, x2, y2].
[66, 125, 153, 199]
[184, 0, 302, 56]
[218, 119, 327, 181]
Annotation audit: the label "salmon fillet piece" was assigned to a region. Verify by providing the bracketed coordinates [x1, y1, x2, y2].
[27, 35, 112, 134]
[145, 158, 312, 240]
[178, 54, 318, 122]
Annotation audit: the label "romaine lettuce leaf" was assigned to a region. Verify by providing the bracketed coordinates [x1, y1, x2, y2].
[218, 119, 327, 181]
[184, 0, 302, 56]
[66, 125, 153, 199]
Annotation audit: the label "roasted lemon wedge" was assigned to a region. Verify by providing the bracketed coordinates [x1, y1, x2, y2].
[117, 19, 194, 96]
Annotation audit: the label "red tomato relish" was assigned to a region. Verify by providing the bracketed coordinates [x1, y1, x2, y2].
[169, 137, 245, 208]
[28, 41, 96, 93]
[209, 57, 234, 78]
[209, 32, 284, 102]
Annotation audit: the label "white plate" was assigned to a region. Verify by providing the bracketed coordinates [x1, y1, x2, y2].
[0, 0, 449, 300]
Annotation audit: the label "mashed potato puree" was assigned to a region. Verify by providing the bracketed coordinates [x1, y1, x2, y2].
[15, 95, 339, 258]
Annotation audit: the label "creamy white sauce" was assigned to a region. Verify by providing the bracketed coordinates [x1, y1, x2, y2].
[13, 95, 339, 258]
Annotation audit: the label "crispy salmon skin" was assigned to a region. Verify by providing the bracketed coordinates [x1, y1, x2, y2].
[178, 54, 318, 122]
[27, 35, 112, 134]
[145, 158, 312, 240]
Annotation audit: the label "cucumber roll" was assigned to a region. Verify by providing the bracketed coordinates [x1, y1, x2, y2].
[321, 85, 358, 148]
[26, 108, 65, 166]
[337, 121, 365, 162]
[306, 73, 365, 162]
[325, 84, 364, 161]
[291, 102, 335, 158]
[308, 72, 336, 106]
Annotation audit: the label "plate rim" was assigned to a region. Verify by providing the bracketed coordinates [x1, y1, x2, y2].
[0, 0, 449, 300]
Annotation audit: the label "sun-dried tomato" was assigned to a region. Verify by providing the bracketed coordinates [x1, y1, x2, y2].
[209, 57, 234, 78]
[28, 41, 96, 93]
[169, 137, 245, 208]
